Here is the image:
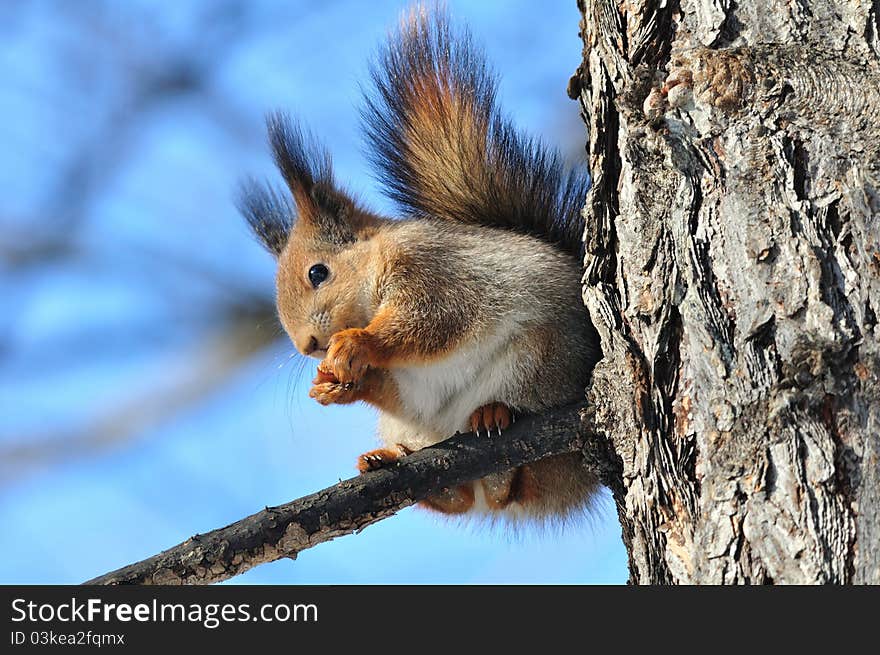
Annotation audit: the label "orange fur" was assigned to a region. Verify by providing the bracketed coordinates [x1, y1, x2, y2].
[401, 73, 488, 214]
[359, 445, 482, 518]
[480, 470, 518, 509]
[323, 328, 381, 384]
[478, 464, 543, 509]
[509, 465, 541, 505]
[356, 370, 402, 414]
[320, 300, 461, 385]
[309, 367, 402, 414]
[419, 484, 475, 514]
[357, 445, 411, 473]
[469, 402, 512, 434]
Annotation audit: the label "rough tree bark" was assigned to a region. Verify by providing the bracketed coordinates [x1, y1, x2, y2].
[572, 0, 880, 583]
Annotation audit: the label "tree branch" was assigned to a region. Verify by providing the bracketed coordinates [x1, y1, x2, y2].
[85, 403, 592, 585]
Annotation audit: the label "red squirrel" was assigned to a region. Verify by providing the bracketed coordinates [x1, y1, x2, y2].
[239, 7, 601, 522]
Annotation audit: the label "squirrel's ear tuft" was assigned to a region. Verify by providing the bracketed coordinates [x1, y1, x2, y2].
[267, 112, 332, 204]
[266, 112, 356, 246]
[237, 178, 294, 256]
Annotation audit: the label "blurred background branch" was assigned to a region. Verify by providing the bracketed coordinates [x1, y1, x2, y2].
[2, 0, 284, 479]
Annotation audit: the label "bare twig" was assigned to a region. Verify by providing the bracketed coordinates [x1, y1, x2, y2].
[85, 403, 589, 585]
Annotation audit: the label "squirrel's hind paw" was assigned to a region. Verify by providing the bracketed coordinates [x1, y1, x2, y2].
[357, 444, 412, 473]
[419, 484, 476, 514]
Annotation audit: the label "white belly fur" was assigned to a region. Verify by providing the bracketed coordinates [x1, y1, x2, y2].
[385, 320, 526, 445]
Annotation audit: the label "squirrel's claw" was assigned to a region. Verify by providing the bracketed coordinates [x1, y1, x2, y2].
[469, 402, 513, 437]
[357, 445, 411, 473]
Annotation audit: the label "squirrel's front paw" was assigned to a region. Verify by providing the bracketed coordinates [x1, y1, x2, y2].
[309, 380, 358, 406]
[323, 328, 375, 383]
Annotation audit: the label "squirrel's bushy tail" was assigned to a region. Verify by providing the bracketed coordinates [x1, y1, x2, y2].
[363, 7, 588, 258]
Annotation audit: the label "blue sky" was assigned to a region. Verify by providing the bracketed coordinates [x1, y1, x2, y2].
[0, 0, 627, 584]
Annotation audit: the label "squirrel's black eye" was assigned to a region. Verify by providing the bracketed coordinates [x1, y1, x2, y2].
[308, 263, 329, 288]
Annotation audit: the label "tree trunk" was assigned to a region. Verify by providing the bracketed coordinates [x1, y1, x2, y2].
[572, 0, 880, 583]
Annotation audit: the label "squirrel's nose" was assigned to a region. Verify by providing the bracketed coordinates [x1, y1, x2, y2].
[301, 335, 319, 356]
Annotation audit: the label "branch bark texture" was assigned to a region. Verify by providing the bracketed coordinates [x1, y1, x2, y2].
[86, 404, 591, 585]
[574, 0, 880, 583]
